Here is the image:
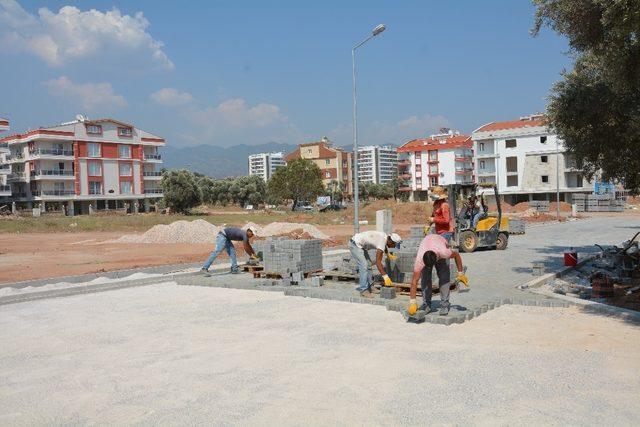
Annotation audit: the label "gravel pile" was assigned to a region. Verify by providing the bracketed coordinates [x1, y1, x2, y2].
[114, 219, 329, 244]
[244, 222, 329, 240]
[116, 220, 220, 244]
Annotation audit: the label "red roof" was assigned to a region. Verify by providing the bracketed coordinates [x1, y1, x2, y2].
[475, 118, 546, 133]
[397, 135, 472, 153]
[285, 141, 350, 162]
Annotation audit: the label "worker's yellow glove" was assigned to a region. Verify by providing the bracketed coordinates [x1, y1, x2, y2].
[423, 226, 430, 236]
[408, 299, 418, 316]
[250, 254, 260, 261]
[387, 253, 397, 261]
[382, 274, 393, 287]
[456, 272, 469, 287]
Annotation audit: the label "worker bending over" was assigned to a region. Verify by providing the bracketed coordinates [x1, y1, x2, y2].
[348, 230, 402, 298]
[407, 234, 468, 316]
[201, 227, 258, 274]
[429, 186, 454, 241]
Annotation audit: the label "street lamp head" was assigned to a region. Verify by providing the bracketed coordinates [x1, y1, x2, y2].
[372, 24, 386, 36]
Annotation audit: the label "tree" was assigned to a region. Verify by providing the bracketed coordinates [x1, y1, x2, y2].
[533, 0, 640, 192]
[267, 158, 324, 210]
[229, 175, 266, 207]
[161, 169, 202, 214]
[325, 180, 346, 203]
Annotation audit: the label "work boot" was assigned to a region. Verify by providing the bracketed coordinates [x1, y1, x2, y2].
[419, 303, 432, 313]
[439, 301, 450, 316]
[359, 290, 374, 299]
[230, 267, 239, 274]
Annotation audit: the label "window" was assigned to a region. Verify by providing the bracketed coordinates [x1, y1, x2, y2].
[507, 175, 518, 187]
[428, 150, 438, 161]
[86, 124, 102, 135]
[89, 181, 102, 195]
[506, 156, 518, 173]
[88, 143, 101, 158]
[541, 155, 548, 163]
[120, 181, 132, 194]
[505, 139, 517, 148]
[325, 171, 331, 178]
[430, 176, 438, 186]
[307, 148, 312, 154]
[58, 162, 65, 170]
[118, 127, 133, 137]
[429, 164, 438, 174]
[119, 163, 132, 176]
[541, 175, 549, 183]
[119, 145, 131, 158]
[479, 160, 485, 169]
[325, 159, 330, 165]
[540, 136, 547, 144]
[479, 142, 485, 151]
[88, 162, 102, 176]
[54, 182, 65, 191]
[577, 174, 583, 187]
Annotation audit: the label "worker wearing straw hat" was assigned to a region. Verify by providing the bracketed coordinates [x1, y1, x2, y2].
[429, 186, 454, 242]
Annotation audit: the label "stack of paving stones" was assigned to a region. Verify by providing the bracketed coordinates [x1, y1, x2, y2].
[263, 238, 323, 275]
[574, 193, 625, 212]
[529, 200, 550, 212]
[508, 218, 525, 234]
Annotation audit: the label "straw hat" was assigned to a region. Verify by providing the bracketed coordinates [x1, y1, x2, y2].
[429, 186, 448, 201]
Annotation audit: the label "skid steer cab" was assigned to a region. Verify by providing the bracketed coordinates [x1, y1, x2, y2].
[448, 183, 509, 253]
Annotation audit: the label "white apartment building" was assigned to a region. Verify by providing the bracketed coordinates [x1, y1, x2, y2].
[397, 130, 474, 200]
[248, 152, 285, 181]
[0, 117, 165, 214]
[0, 118, 10, 197]
[472, 114, 593, 204]
[357, 145, 398, 184]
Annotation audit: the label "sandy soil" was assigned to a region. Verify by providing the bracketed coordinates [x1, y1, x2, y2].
[1, 284, 639, 425]
[0, 232, 212, 284]
[0, 222, 422, 284]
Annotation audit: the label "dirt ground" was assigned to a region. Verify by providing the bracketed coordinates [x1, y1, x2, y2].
[0, 223, 417, 284]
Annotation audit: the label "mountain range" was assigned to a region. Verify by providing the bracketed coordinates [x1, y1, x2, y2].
[162, 142, 298, 178]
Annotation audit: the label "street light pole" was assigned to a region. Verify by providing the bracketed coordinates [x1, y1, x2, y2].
[556, 137, 560, 221]
[352, 24, 386, 234]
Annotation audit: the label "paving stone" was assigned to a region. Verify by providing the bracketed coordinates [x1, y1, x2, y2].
[380, 287, 396, 300]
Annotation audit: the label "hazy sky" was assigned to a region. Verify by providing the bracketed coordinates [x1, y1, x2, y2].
[0, 0, 571, 147]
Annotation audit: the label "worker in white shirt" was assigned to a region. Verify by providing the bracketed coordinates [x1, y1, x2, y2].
[348, 230, 402, 298]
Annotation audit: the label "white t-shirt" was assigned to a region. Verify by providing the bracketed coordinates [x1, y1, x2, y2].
[352, 231, 387, 251]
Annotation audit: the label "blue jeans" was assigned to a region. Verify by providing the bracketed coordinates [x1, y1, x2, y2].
[472, 212, 486, 229]
[349, 240, 372, 293]
[440, 232, 453, 243]
[203, 233, 237, 270]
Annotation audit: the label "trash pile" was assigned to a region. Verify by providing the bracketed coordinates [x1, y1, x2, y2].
[550, 232, 640, 305]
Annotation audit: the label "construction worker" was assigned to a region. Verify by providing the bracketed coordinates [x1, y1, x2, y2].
[348, 230, 402, 298]
[429, 186, 454, 241]
[201, 226, 258, 274]
[406, 233, 468, 316]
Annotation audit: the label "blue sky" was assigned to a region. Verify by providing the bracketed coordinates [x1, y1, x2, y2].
[0, 0, 570, 147]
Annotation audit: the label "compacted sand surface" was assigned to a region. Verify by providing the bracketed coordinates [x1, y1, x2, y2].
[1, 283, 639, 425]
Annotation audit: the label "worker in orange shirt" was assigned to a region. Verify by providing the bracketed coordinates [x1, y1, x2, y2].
[429, 186, 454, 242]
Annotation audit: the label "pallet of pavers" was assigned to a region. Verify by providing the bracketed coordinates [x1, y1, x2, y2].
[256, 238, 324, 278]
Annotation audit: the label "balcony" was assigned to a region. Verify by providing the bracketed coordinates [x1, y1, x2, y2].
[33, 190, 75, 197]
[5, 153, 24, 162]
[0, 185, 10, 196]
[30, 170, 75, 179]
[398, 186, 412, 192]
[143, 171, 163, 180]
[0, 164, 10, 175]
[7, 172, 26, 182]
[455, 156, 473, 162]
[144, 153, 162, 161]
[30, 148, 74, 158]
[144, 188, 164, 195]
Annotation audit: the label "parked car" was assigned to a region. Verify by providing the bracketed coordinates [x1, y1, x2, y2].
[319, 203, 346, 212]
[293, 201, 314, 211]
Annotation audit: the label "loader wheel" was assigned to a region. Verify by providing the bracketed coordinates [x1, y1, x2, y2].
[496, 232, 508, 250]
[459, 230, 478, 253]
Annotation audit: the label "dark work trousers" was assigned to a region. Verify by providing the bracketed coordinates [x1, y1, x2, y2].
[421, 258, 451, 305]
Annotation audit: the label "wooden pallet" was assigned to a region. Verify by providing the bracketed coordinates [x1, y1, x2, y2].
[320, 270, 359, 282]
[242, 264, 264, 273]
[252, 269, 323, 279]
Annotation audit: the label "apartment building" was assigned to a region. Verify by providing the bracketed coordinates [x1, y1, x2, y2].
[285, 137, 353, 196]
[0, 118, 10, 197]
[472, 114, 593, 204]
[0, 117, 165, 214]
[357, 145, 398, 184]
[397, 130, 474, 200]
[247, 152, 285, 182]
